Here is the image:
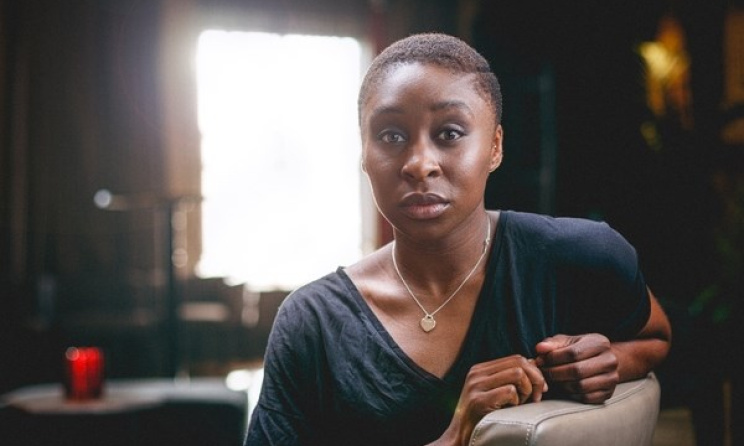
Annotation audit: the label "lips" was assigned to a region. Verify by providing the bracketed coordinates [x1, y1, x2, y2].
[399, 193, 450, 219]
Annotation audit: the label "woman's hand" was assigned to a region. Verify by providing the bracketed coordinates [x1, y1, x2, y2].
[436, 355, 547, 446]
[535, 333, 619, 404]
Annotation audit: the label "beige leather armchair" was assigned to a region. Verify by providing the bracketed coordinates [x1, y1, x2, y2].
[470, 373, 661, 446]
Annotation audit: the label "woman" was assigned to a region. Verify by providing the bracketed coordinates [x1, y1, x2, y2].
[245, 33, 671, 446]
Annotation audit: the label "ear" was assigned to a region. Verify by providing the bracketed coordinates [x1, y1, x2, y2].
[489, 125, 504, 172]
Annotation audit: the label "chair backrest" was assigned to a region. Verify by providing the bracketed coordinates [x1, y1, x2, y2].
[470, 373, 661, 446]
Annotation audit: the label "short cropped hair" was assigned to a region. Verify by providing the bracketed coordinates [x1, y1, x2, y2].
[358, 33, 502, 124]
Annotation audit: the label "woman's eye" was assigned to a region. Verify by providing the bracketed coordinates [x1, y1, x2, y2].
[438, 129, 464, 141]
[379, 131, 405, 144]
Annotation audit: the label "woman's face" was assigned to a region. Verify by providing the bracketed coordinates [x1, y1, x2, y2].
[360, 62, 503, 239]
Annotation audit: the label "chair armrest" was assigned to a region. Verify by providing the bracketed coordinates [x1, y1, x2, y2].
[469, 373, 660, 446]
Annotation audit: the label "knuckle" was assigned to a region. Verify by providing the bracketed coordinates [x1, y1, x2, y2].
[565, 346, 582, 362]
[607, 355, 619, 371]
[570, 380, 586, 394]
[463, 377, 480, 394]
[510, 366, 526, 381]
[464, 369, 476, 382]
[500, 384, 519, 407]
[468, 363, 484, 376]
[466, 365, 483, 381]
[566, 363, 584, 380]
[467, 395, 486, 415]
[496, 384, 517, 400]
[506, 354, 526, 365]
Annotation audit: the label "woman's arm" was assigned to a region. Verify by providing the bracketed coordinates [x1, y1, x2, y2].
[534, 289, 671, 404]
[612, 290, 672, 380]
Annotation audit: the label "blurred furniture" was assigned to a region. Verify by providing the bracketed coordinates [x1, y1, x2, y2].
[179, 281, 290, 371]
[0, 378, 247, 446]
[179, 277, 245, 372]
[243, 290, 290, 360]
[470, 373, 660, 446]
[54, 273, 169, 378]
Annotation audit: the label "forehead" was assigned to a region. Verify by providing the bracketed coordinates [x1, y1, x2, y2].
[362, 62, 493, 121]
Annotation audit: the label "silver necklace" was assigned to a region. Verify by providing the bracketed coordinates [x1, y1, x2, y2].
[391, 216, 492, 333]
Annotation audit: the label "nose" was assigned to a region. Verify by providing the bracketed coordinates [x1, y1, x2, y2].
[401, 136, 442, 181]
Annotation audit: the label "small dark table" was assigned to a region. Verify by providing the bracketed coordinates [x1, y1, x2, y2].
[0, 378, 247, 446]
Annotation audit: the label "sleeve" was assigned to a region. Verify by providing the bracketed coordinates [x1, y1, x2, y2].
[244, 292, 320, 446]
[553, 218, 651, 341]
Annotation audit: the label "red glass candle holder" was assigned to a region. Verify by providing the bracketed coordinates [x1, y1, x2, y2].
[64, 347, 105, 401]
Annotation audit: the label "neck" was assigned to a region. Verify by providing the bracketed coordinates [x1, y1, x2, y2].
[391, 211, 492, 300]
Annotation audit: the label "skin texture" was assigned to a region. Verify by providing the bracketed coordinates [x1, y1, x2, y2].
[360, 62, 501, 243]
[346, 61, 672, 446]
[350, 62, 505, 379]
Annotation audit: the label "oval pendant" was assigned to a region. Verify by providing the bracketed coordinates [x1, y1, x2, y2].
[420, 315, 436, 332]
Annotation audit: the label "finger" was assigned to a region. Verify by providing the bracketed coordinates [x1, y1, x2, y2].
[541, 353, 617, 383]
[539, 337, 610, 367]
[467, 356, 547, 403]
[472, 367, 533, 404]
[555, 372, 618, 396]
[516, 367, 535, 404]
[479, 384, 521, 412]
[501, 365, 546, 404]
[525, 359, 548, 402]
[535, 335, 574, 368]
[492, 358, 546, 401]
[470, 355, 532, 374]
[535, 334, 571, 356]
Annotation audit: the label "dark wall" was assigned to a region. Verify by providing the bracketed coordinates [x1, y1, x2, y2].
[0, 0, 172, 390]
[475, 0, 729, 307]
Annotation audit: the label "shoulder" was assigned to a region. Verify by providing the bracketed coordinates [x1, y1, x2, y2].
[502, 210, 614, 239]
[502, 211, 638, 270]
[274, 270, 358, 329]
[265, 270, 363, 373]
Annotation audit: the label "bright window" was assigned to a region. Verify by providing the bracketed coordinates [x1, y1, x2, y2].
[195, 31, 366, 290]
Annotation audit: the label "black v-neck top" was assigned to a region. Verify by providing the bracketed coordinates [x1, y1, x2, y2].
[245, 211, 650, 446]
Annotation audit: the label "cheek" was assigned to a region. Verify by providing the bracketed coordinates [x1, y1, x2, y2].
[362, 152, 392, 189]
[364, 164, 395, 199]
[449, 145, 492, 177]
[362, 143, 398, 173]
[363, 166, 397, 218]
[442, 150, 493, 196]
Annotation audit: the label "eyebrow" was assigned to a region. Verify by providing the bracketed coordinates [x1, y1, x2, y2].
[369, 105, 405, 120]
[431, 100, 474, 117]
[369, 100, 474, 121]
